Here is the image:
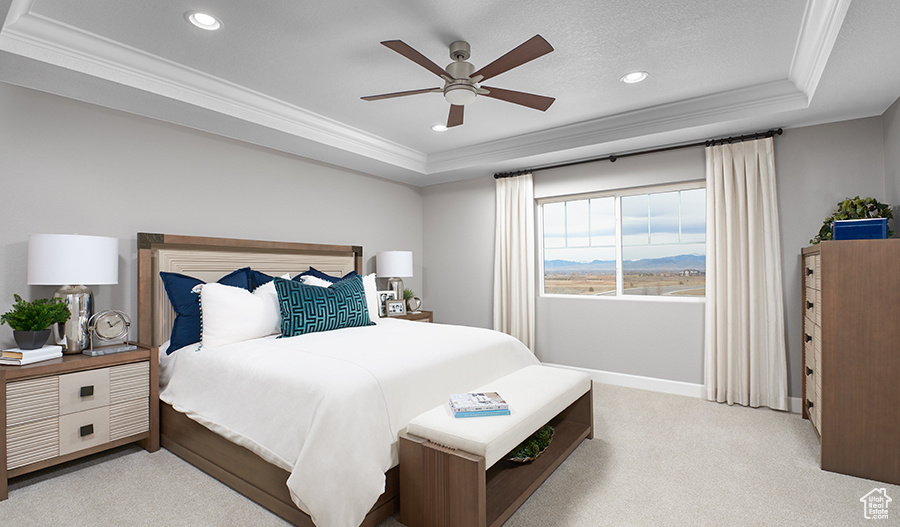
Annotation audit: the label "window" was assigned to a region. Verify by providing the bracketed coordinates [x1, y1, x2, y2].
[540, 183, 706, 298]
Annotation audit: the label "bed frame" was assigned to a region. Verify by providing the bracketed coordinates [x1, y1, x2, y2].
[136, 232, 397, 526]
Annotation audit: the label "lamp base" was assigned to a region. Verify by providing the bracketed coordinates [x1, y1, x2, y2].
[388, 277, 404, 303]
[53, 285, 92, 354]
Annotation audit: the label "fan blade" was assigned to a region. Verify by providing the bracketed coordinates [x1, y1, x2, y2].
[481, 86, 555, 111]
[471, 35, 553, 82]
[447, 105, 464, 128]
[381, 40, 449, 78]
[361, 88, 441, 101]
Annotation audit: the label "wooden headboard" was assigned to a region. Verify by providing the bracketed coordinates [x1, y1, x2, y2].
[137, 233, 363, 347]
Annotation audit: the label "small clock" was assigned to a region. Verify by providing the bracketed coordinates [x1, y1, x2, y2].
[88, 310, 131, 350]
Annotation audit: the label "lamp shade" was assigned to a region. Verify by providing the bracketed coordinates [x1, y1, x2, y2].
[28, 234, 119, 285]
[376, 251, 413, 278]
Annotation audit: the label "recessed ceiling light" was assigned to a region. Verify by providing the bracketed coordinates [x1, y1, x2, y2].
[186, 11, 221, 31]
[620, 71, 649, 84]
[431, 124, 448, 132]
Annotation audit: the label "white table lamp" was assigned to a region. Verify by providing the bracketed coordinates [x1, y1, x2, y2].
[28, 234, 119, 353]
[376, 251, 413, 300]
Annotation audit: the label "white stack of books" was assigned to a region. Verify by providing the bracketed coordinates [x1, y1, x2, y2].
[0, 344, 63, 366]
[449, 391, 510, 418]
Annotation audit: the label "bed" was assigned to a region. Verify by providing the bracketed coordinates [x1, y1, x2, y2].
[136, 233, 540, 527]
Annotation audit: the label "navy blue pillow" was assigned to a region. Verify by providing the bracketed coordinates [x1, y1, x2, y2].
[249, 269, 274, 290]
[160, 268, 253, 353]
[274, 275, 373, 337]
[292, 266, 358, 284]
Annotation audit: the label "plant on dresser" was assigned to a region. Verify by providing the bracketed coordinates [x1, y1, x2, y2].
[809, 196, 893, 244]
[1, 294, 71, 350]
[0, 346, 159, 500]
[800, 240, 900, 485]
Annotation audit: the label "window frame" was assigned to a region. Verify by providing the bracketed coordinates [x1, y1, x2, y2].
[537, 180, 707, 303]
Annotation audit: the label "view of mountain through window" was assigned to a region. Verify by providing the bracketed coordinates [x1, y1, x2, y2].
[543, 187, 706, 297]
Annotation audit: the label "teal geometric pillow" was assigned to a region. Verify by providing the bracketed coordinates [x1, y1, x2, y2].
[274, 275, 374, 337]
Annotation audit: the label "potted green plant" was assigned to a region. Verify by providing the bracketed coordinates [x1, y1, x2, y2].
[1, 294, 71, 349]
[810, 196, 894, 244]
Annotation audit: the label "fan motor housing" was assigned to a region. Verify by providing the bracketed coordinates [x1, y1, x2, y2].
[449, 41, 471, 61]
[445, 60, 474, 80]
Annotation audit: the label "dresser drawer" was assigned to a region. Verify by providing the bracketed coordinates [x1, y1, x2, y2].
[804, 316, 815, 395]
[804, 255, 817, 290]
[804, 287, 818, 325]
[813, 254, 821, 290]
[59, 368, 110, 416]
[59, 406, 110, 456]
[6, 377, 59, 427]
[109, 362, 149, 404]
[815, 288, 821, 326]
[7, 417, 59, 470]
[110, 397, 150, 441]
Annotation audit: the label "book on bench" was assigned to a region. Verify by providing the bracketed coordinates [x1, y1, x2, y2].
[453, 408, 511, 418]
[449, 392, 509, 417]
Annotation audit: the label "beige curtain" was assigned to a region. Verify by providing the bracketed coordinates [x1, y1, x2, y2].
[704, 137, 788, 410]
[493, 173, 535, 349]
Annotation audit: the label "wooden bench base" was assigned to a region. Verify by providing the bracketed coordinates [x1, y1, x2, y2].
[399, 388, 592, 527]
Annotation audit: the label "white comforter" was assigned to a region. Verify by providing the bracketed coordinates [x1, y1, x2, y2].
[159, 318, 538, 527]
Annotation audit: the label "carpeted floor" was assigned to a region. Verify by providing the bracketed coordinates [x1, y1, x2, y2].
[2, 383, 897, 526]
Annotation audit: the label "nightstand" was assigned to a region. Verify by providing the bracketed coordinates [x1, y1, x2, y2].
[0, 345, 159, 500]
[391, 310, 433, 323]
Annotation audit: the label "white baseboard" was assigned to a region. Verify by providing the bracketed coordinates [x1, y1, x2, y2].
[542, 363, 803, 413]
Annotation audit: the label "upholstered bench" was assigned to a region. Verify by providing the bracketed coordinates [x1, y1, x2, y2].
[399, 365, 593, 527]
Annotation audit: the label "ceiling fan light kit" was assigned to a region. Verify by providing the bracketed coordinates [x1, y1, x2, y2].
[362, 35, 555, 128]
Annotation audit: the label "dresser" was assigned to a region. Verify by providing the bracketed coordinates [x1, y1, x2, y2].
[801, 240, 900, 485]
[1, 347, 159, 499]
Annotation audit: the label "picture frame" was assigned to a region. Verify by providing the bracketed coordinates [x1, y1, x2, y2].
[377, 290, 396, 317]
[385, 299, 407, 317]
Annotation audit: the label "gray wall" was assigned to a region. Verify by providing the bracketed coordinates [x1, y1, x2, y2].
[422, 176, 496, 327]
[0, 82, 423, 349]
[422, 117, 890, 397]
[884, 96, 900, 211]
[775, 116, 886, 399]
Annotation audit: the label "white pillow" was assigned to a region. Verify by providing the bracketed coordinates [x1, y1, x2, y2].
[362, 273, 381, 322]
[199, 281, 282, 349]
[300, 275, 333, 288]
[301, 272, 381, 322]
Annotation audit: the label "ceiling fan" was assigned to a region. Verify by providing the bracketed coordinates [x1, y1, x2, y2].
[361, 35, 555, 128]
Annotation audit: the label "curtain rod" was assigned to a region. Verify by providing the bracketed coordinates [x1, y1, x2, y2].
[493, 127, 783, 179]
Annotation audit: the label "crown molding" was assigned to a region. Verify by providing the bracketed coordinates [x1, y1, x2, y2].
[426, 79, 807, 173]
[0, 1, 428, 173]
[789, 0, 852, 100]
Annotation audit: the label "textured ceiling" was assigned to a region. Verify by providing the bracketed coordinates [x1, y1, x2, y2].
[1, 0, 898, 185]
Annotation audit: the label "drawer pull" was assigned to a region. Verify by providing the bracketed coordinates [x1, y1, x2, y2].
[804, 333, 812, 343]
[807, 400, 814, 409]
[80, 385, 94, 397]
[806, 301, 814, 310]
[806, 367, 813, 376]
[80, 424, 94, 437]
[806, 267, 814, 276]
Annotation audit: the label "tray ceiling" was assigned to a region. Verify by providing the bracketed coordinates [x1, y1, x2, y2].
[1, 0, 898, 185]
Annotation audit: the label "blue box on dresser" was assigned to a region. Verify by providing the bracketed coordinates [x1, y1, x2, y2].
[832, 218, 888, 240]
